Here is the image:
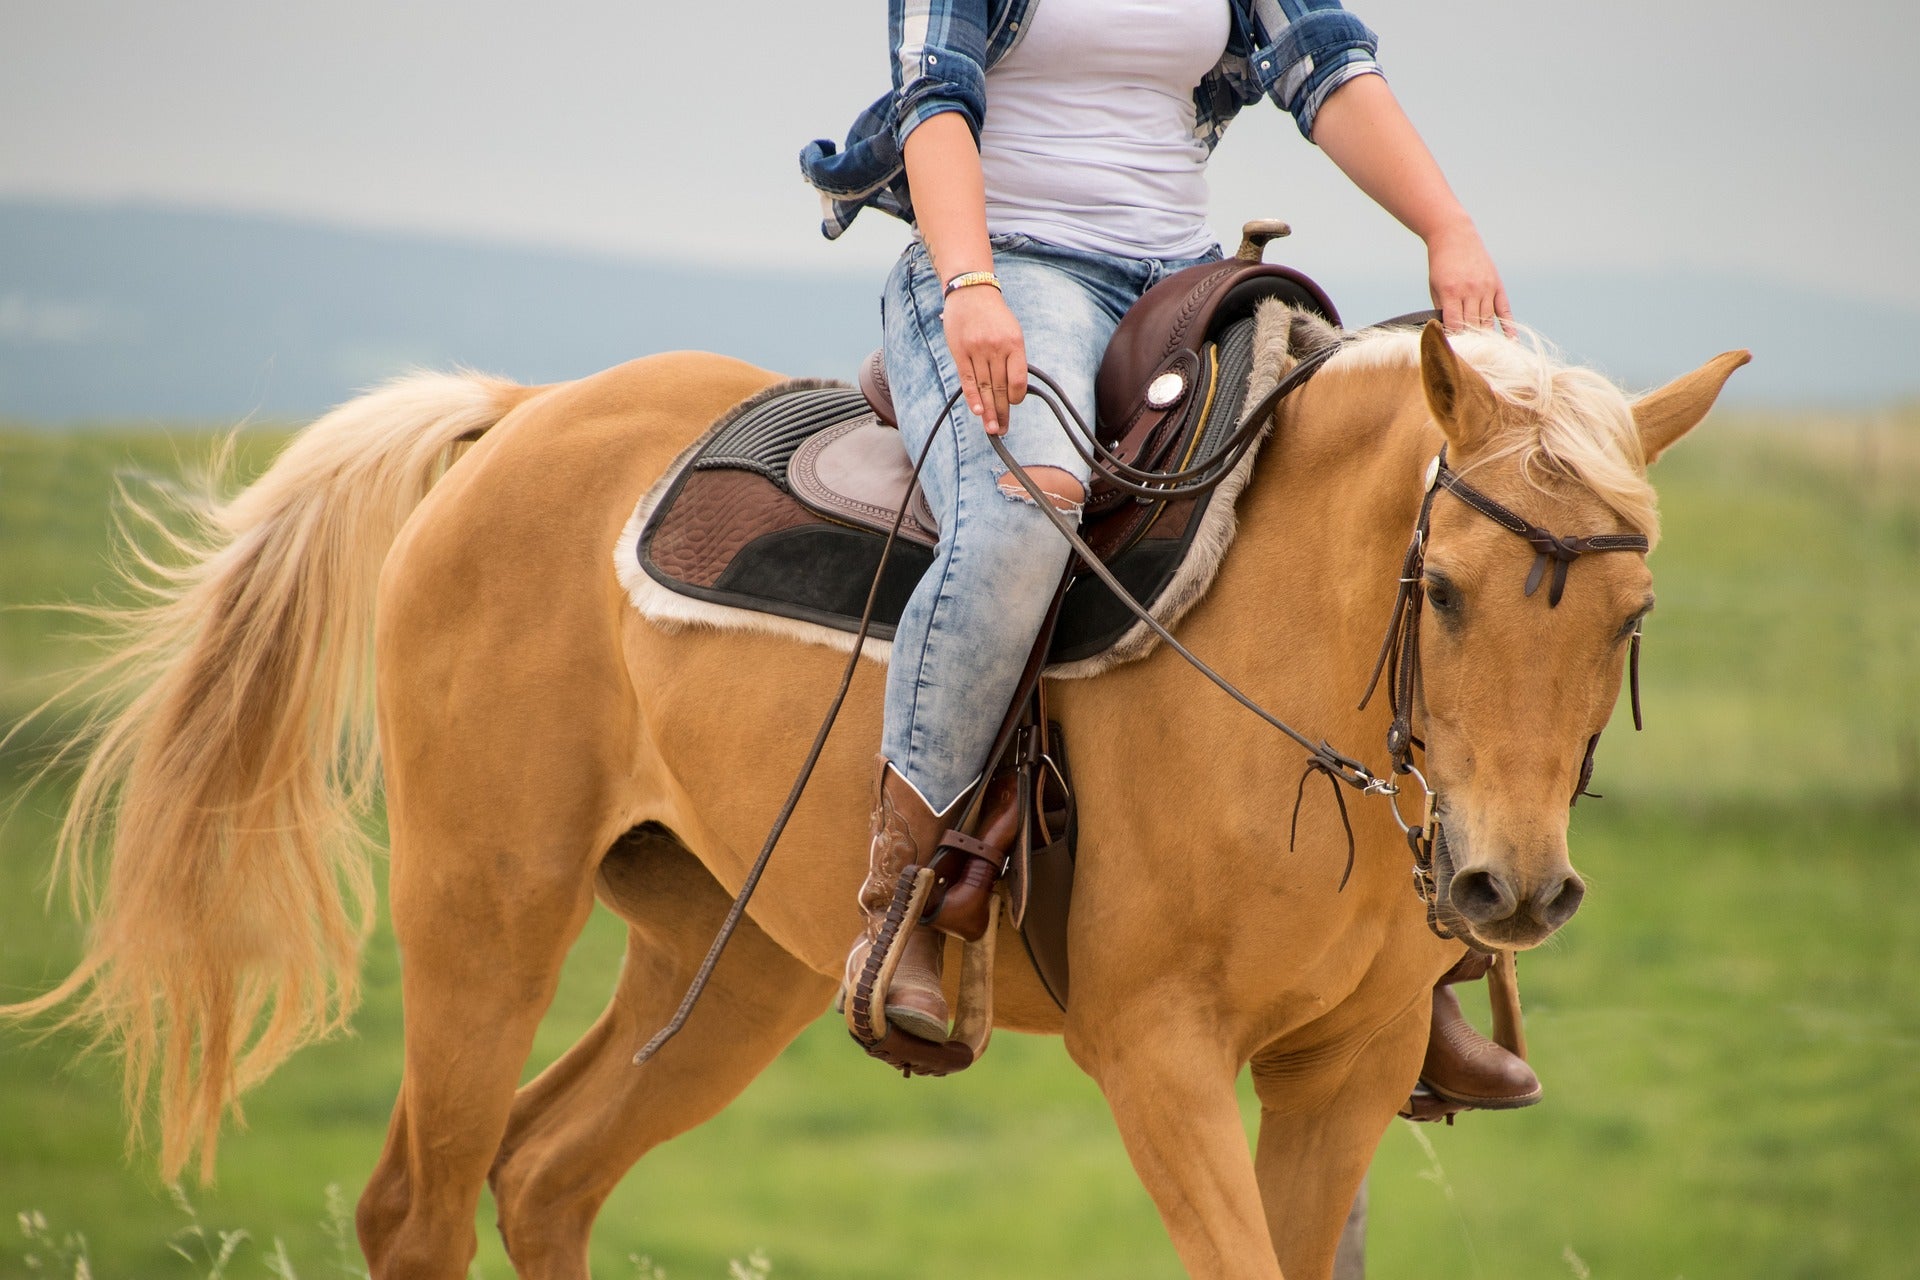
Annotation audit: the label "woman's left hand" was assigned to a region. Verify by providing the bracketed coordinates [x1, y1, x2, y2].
[1427, 222, 1513, 334]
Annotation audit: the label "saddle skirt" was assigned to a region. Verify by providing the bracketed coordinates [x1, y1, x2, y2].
[617, 300, 1321, 677]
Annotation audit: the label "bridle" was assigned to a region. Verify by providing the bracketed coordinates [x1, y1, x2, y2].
[1356, 443, 1650, 941]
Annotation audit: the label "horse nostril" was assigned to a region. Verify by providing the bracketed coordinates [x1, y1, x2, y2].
[1450, 868, 1515, 924]
[1534, 873, 1586, 928]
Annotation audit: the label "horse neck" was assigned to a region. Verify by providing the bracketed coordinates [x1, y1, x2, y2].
[1176, 357, 1440, 767]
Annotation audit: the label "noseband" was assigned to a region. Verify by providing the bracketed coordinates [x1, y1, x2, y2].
[1357, 445, 1650, 940]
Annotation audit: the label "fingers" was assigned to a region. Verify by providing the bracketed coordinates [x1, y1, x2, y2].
[967, 358, 1008, 435]
[1427, 227, 1513, 336]
[967, 358, 1011, 436]
[957, 361, 989, 430]
[1438, 286, 1512, 335]
[986, 332, 1028, 433]
[988, 356, 1012, 433]
[1494, 287, 1516, 338]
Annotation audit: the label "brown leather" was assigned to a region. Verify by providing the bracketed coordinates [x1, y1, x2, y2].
[923, 771, 1019, 939]
[929, 832, 1006, 940]
[883, 926, 950, 1042]
[1013, 721, 1076, 1008]
[859, 348, 896, 427]
[646, 470, 820, 588]
[1417, 983, 1542, 1111]
[1092, 258, 1338, 473]
[855, 1019, 978, 1076]
[1397, 1085, 1466, 1124]
[843, 758, 950, 1041]
[854, 760, 940, 916]
[1018, 814, 1074, 1008]
[1364, 441, 1651, 788]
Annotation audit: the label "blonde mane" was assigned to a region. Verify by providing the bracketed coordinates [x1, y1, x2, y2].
[1310, 315, 1662, 546]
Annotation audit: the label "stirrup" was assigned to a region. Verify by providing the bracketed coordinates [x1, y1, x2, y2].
[846, 868, 997, 1078]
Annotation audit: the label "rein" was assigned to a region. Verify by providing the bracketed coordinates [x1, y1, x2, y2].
[634, 337, 1378, 1067]
[1356, 444, 1651, 941]
[634, 322, 1650, 1063]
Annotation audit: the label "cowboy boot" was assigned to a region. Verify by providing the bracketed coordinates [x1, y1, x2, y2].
[843, 757, 951, 1044]
[1417, 953, 1542, 1110]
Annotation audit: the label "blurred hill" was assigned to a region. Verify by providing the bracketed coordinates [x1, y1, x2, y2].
[2, 199, 1916, 423]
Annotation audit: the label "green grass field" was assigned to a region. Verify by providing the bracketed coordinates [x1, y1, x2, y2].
[1, 409, 1916, 1279]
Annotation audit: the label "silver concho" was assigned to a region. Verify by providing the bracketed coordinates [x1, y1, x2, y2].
[1423, 455, 1442, 492]
[1145, 370, 1186, 409]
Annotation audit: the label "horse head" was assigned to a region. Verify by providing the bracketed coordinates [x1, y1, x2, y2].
[1408, 320, 1748, 950]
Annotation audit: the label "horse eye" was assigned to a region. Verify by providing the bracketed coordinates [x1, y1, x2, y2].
[1425, 576, 1459, 612]
[1619, 600, 1654, 640]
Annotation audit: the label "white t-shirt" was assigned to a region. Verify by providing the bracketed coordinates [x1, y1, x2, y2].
[980, 0, 1230, 260]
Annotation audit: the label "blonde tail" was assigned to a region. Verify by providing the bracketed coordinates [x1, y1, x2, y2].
[6, 370, 534, 1181]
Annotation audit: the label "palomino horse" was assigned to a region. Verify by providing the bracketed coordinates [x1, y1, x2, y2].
[10, 307, 1745, 1279]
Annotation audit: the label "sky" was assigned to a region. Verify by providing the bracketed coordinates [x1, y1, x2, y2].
[4, 1, 1917, 309]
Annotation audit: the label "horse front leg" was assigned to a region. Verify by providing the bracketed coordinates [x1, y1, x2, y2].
[1249, 999, 1428, 1280]
[1069, 1006, 1283, 1279]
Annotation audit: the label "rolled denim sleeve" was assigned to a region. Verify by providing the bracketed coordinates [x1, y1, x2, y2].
[890, 0, 993, 148]
[1247, 0, 1383, 140]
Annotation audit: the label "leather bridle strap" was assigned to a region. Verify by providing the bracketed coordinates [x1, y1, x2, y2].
[1433, 467, 1650, 608]
[1357, 458, 1445, 771]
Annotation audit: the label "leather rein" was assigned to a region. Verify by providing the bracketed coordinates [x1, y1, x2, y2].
[1354, 444, 1650, 942]
[634, 335, 1367, 1066]
[633, 322, 1647, 1063]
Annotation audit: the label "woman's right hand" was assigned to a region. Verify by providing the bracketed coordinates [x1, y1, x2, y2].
[941, 284, 1028, 435]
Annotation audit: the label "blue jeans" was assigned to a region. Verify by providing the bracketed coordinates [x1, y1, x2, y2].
[879, 232, 1221, 811]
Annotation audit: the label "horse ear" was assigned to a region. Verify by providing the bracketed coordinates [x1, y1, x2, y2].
[1632, 350, 1752, 464]
[1420, 319, 1500, 452]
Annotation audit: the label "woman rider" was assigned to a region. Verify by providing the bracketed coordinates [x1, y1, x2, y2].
[802, 0, 1539, 1112]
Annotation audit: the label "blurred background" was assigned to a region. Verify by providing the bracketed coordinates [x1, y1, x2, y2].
[2, 2, 1916, 1277]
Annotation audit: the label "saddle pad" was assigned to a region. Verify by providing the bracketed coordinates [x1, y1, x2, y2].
[622, 312, 1276, 677]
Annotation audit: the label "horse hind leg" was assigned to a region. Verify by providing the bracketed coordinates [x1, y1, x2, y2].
[489, 826, 835, 1280]
[353, 784, 605, 1280]
[354, 677, 623, 1278]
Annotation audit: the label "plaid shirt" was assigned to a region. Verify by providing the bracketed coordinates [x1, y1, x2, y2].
[799, 0, 1382, 240]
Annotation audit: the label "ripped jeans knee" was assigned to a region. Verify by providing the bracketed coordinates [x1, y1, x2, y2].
[996, 465, 1086, 519]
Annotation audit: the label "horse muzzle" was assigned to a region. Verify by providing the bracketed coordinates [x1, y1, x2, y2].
[1431, 824, 1586, 951]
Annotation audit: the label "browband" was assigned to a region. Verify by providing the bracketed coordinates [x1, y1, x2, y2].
[1433, 464, 1650, 608]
